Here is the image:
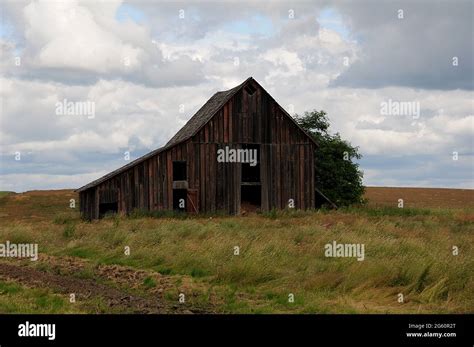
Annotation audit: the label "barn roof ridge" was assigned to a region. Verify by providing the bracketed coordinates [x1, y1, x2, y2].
[164, 77, 251, 147]
[76, 76, 316, 192]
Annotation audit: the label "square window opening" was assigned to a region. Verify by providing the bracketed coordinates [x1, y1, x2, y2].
[173, 161, 187, 181]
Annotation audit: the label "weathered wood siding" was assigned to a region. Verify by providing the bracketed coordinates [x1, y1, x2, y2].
[190, 82, 315, 212]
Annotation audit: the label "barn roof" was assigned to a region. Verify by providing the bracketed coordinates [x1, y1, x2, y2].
[76, 77, 316, 192]
[165, 78, 247, 147]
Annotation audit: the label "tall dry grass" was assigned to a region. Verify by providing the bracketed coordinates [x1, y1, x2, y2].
[0, 191, 472, 313]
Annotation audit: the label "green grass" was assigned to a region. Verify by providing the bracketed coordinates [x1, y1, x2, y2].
[0, 280, 82, 313]
[63, 223, 76, 238]
[344, 206, 434, 217]
[142, 277, 156, 288]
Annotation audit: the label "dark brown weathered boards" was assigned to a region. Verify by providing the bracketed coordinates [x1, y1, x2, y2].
[77, 77, 317, 220]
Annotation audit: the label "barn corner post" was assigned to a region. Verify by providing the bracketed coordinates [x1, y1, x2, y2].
[77, 77, 316, 220]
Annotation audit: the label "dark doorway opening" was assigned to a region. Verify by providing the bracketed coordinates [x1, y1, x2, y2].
[241, 185, 261, 205]
[173, 189, 187, 211]
[99, 202, 118, 217]
[241, 185, 261, 213]
[242, 163, 260, 183]
[241, 144, 260, 183]
[241, 144, 260, 213]
[173, 161, 187, 181]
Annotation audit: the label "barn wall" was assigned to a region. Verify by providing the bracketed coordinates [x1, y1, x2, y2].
[190, 81, 315, 212]
[79, 188, 97, 220]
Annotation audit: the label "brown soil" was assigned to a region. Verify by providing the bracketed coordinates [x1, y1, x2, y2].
[0, 256, 211, 314]
[36, 255, 211, 303]
[240, 202, 260, 215]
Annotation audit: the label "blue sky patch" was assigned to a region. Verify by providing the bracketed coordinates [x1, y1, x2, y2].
[318, 7, 350, 39]
[116, 3, 145, 23]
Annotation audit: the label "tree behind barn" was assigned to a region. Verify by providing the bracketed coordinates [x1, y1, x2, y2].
[295, 110, 364, 207]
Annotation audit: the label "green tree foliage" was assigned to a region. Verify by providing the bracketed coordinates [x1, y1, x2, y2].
[295, 110, 365, 206]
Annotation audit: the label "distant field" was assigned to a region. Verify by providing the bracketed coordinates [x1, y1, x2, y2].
[365, 187, 474, 209]
[0, 187, 472, 314]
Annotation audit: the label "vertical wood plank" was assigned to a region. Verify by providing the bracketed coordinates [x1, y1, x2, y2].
[228, 100, 233, 143]
[223, 104, 229, 143]
[167, 151, 172, 209]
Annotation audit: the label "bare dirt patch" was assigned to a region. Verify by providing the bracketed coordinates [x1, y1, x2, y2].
[0, 262, 172, 313]
[37, 255, 211, 302]
[0, 256, 212, 313]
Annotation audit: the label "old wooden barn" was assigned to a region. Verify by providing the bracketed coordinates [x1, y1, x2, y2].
[77, 77, 317, 220]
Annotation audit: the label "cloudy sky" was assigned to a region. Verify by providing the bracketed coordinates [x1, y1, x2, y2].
[0, 0, 473, 192]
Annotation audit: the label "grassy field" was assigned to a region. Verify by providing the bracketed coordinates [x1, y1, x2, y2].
[0, 188, 472, 313]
